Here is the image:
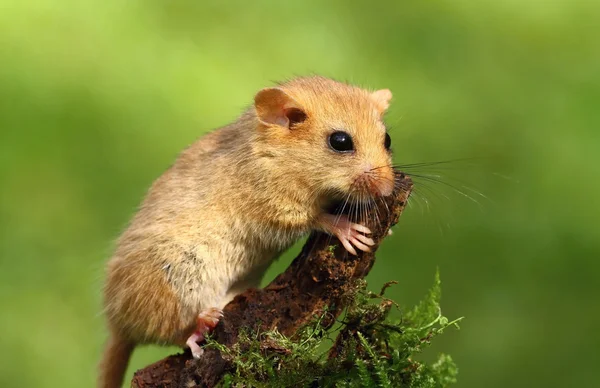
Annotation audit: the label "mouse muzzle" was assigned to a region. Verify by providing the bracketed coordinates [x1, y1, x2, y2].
[353, 164, 395, 198]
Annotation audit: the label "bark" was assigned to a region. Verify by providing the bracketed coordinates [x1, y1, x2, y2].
[131, 172, 412, 388]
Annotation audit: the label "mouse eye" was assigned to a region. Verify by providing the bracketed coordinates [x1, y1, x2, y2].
[329, 131, 354, 153]
[384, 133, 391, 150]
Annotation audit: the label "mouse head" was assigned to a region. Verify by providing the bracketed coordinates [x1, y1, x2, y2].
[253, 77, 395, 204]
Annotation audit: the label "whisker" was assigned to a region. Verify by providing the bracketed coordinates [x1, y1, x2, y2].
[408, 173, 485, 210]
[393, 157, 484, 169]
[492, 172, 520, 183]
[406, 172, 489, 201]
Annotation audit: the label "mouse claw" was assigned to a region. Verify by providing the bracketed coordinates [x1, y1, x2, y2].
[186, 332, 205, 359]
[318, 213, 375, 255]
[198, 307, 223, 328]
[351, 223, 372, 235]
[185, 307, 224, 357]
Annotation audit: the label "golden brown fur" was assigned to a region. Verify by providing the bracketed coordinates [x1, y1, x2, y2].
[99, 76, 394, 387]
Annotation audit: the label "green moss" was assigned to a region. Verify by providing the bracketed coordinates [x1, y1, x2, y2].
[206, 272, 462, 387]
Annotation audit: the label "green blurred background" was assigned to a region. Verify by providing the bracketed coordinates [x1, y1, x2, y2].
[1, 0, 599, 387]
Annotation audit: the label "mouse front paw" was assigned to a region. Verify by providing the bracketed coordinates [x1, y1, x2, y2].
[317, 213, 375, 256]
[186, 307, 224, 358]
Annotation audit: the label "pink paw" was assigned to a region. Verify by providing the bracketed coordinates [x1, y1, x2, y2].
[319, 214, 375, 256]
[186, 307, 223, 358]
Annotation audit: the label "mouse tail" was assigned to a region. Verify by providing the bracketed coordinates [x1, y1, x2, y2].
[98, 332, 135, 388]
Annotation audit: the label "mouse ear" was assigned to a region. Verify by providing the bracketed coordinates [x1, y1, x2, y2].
[254, 88, 307, 129]
[371, 89, 393, 113]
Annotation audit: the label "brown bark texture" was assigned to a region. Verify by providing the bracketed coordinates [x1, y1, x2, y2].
[131, 172, 412, 388]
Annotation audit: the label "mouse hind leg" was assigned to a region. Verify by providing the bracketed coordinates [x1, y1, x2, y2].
[179, 258, 271, 358]
[183, 264, 269, 358]
[186, 307, 224, 358]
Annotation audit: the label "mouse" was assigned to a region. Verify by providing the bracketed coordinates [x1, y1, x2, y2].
[99, 76, 395, 388]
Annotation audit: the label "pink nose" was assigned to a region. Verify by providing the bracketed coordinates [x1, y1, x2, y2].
[362, 163, 393, 197]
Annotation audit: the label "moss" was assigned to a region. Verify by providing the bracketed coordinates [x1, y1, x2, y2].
[206, 271, 462, 388]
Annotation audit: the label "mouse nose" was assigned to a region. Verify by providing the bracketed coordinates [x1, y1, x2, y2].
[360, 163, 394, 197]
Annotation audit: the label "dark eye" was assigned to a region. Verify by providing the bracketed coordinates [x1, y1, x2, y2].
[329, 131, 354, 152]
[384, 133, 391, 150]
